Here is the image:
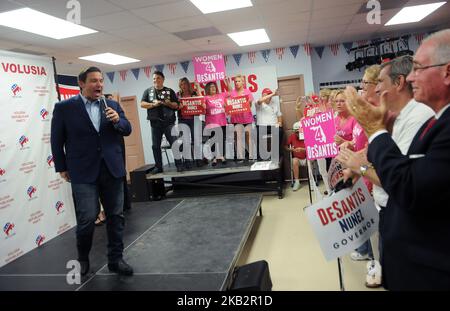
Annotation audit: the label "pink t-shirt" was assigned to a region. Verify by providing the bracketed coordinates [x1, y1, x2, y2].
[230, 89, 254, 124]
[335, 115, 357, 142]
[352, 122, 368, 152]
[205, 93, 228, 129]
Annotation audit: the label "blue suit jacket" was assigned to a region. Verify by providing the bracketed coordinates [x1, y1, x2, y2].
[368, 107, 450, 290]
[50, 95, 132, 183]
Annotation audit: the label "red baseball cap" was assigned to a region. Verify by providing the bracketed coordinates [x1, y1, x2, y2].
[262, 88, 272, 96]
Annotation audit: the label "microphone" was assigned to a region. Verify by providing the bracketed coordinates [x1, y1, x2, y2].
[100, 95, 112, 122]
[100, 95, 108, 110]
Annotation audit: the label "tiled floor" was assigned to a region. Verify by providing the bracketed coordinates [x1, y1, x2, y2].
[237, 182, 385, 291]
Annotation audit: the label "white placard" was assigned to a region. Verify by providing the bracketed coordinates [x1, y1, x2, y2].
[304, 178, 379, 261]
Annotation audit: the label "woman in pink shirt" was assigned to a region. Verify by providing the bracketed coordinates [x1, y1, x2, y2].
[230, 74, 255, 162]
[334, 90, 368, 153]
[204, 81, 229, 166]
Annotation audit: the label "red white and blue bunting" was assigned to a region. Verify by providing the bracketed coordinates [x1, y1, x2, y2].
[131, 68, 140, 80]
[248, 51, 256, 64]
[303, 43, 312, 56]
[143, 66, 152, 79]
[167, 63, 177, 75]
[119, 70, 127, 82]
[275, 47, 285, 60]
[329, 44, 340, 56]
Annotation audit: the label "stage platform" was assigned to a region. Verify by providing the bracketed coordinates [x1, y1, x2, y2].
[149, 160, 284, 199]
[0, 194, 262, 291]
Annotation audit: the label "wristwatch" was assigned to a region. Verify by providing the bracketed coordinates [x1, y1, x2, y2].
[359, 163, 373, 177]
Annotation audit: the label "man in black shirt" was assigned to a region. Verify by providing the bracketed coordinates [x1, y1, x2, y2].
[141, 71, 183, 173]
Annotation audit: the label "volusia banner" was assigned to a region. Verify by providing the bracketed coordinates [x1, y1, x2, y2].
[0, 50, 76, 267]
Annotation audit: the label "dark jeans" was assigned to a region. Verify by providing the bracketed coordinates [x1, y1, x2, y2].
[120, 137, 131, 210]
[71, 161, 124, 263]
[151, 123, 181, 169]
[179, 118, 195, 162]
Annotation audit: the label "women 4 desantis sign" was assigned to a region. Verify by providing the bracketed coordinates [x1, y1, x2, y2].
[301, 110, 338, 160]
[193, 53, 226, 84]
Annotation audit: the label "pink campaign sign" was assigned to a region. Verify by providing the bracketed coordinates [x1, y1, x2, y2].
[193, 53, 226, 83]
[301, 110, 339, 160]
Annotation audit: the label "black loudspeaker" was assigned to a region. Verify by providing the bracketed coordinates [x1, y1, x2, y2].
[130, 164, 165, 202]
[229, 260, 272, 291]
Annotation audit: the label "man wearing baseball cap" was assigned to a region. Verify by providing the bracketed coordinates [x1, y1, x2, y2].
[256, 88, 283, 160]
[285, 121, 306, 191]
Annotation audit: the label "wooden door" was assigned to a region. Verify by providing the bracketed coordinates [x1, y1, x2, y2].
[278, 76, 305, 181]
[119, 96, 145, 180]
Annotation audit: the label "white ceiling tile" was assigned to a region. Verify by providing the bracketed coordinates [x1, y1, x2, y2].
[310, 15, 353, 29]
[83, 11, 148, 31]
[205, 7, 261, 26]
[63, 33, 123, 47]
[256, 0, 313, 15]
[15, 0, 124, 20]
[155, 15, 213, 33]
[112, 24, 166, 40]
[312, 4, 360, 19]
[131, 1, 201, 23]
[313, 0, 366, 10]
[252, 0, 286, 6]
[187, 35, 231, 47]
[266, 21, 309, 34]
[107, 0, 183, 10]
[262, 12, 310, 26]
[128, 33, 184, 47]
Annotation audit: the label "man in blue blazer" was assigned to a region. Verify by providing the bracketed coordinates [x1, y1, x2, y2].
[51, 67, 133, 276]
[345, 29, 450, 290]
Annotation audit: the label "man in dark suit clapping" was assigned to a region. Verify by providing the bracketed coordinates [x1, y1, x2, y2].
[344, 29, 450, 290]
[51, 67, 133, 276]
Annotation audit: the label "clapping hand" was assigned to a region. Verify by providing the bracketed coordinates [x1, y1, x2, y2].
[345, 86, 388, 137]
[336, 147, 369, 174]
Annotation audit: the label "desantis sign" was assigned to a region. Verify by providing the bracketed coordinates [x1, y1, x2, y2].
[327, 158, 345, 191]
[225, 95, 251, 115]
[304, 179, 379, 261]
[180, 97, 206, 116]
[301, 110, 338, 160]
[193, 53, 226, 84]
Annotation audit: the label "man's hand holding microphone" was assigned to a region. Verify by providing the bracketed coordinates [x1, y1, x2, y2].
[101, 95, 120, 124]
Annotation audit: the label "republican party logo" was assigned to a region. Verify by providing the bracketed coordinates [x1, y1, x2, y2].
[40, 108, 49, 120]
[3, 222, 15, 236]
[47, 155, 54, 167]
[11, 83, 22, 96]
[27, 186, 37, 198]
[35, 234, 45, 246]
[55, 201, 64, 213]
[19, 135, 29, 148]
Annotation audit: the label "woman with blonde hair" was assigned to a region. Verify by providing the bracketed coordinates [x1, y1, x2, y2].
[230, 74, 255, 162]
[361, 65, 380, 106]
[334, 88, 374, 261]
